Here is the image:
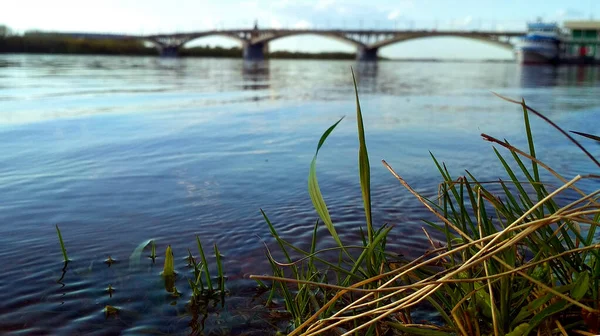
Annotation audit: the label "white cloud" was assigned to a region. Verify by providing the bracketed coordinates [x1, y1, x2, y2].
[379, 0, 413, 14]
[462, 15, 472, 26]
[388, 10, 401, 20]
[555, 8, 584, 18]
[270, 18, 282, 29]
[451, 15, 473, 28]
[273, 0, 290, 9]
[401, 0, 414, 9]
[201, 17, 217, 30]
[293, 20, 312, 29]
[336, 6, 349, 15]
[314, 0, 335, 11]
[240, 1, 258, 8]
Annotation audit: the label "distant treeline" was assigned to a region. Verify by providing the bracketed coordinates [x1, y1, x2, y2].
[0, 32, 358, 59]
[268, 51, 355, 60]
[0, 33, 243, 57]
[180, 46, 241, 58]
[0, 33, 156, 55]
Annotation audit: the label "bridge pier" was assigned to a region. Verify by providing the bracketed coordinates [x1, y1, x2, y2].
[159, 45, 180, 57]
[244, 42, 267, 61]
[357, 47, 378, 62]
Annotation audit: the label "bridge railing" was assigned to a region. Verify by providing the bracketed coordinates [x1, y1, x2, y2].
[134, 19, 526, 36]
[39, 19, 527, 40]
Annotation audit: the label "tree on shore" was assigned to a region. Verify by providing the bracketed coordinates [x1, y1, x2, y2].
[0, 25, 13, 38]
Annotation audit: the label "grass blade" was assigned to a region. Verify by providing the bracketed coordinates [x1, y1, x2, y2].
[150, 240, 156, 262]
[163, 245, 175, 276]
[196, 236, 213, 291]
[570, 130, 600, 143]
[521, 99, 541, 189]
[214, 244, 225, 305]
[129, 239, 152, 269]
[308, 117, 345, 248]
[493, 92, 600, 167]
[351, 68, 373, 244]
[55, 224, 69, 262]
[522, 300, 571, 335]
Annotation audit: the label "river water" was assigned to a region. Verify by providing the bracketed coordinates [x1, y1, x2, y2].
[0, 55, 599, 335]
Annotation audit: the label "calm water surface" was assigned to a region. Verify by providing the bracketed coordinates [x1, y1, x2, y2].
[0, 55, 599, 335]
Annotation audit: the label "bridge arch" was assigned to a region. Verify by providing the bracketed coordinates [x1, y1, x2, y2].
[370, 33, 515, 51]
[143, 32, 248, 49]
[252, 31, 366, 48]
[179, 32, 248, 48]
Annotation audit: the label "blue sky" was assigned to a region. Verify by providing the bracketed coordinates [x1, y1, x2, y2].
[1, 0, 598, 59]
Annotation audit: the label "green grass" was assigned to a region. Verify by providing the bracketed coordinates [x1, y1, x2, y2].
[252, 69, 399, 334]
[150, 239, 156, 262]
[251, 74, 600, 335]
[56, 233, 226, 331]
[163, 245, 175, 276]
[185, 236, 227, 308]
[55, 224, 69, 263]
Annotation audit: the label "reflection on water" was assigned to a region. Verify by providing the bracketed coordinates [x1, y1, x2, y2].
[568, 66, 600, 85]
[242, 61, 270, 91]
[519, 66, 559, 87]
[353, 62, 379, 92]
[519, 65, 600, 88]
[0, 55, 598, 334]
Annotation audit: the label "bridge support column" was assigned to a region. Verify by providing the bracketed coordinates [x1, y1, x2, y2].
[244, 42, 267, 61]
[357, 46, 378, 62]
[159, 45, 180, 57]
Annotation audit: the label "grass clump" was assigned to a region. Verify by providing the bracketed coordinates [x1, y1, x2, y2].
[55, 232, 227, 327]
[251, 72, 600, 335]
[252, 70, 401, 333]
[187, 236, 227, 306]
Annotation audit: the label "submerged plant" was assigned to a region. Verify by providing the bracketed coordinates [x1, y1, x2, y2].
[55, 224, 69, 263]
[104, 256, 116, 266]
[196, 236, 213, 292]
[48, 212, 229, 332]
[163, 245, 175, 277]
[150, 239, 156, 262]
[187, 237, 226, 305]
[214, 243, 225, 305]
[106, 284, 115, 297]
[171, 286, 181, 298]
[163, 245, 176, 293]
[104, 305, 119, 318]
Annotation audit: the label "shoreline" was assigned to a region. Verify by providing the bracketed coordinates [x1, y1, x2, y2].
[1, 35, 513, 62]
[0, 50, 518, 63]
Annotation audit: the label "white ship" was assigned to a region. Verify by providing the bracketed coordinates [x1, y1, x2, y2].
[515, 21, 563, 64]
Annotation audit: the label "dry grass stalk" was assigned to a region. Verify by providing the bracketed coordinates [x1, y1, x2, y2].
[285, 169, 600, 335]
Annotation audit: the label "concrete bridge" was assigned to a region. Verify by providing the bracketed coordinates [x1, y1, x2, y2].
[59, 26, 524, 61]
[145, 26, 522, 61]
